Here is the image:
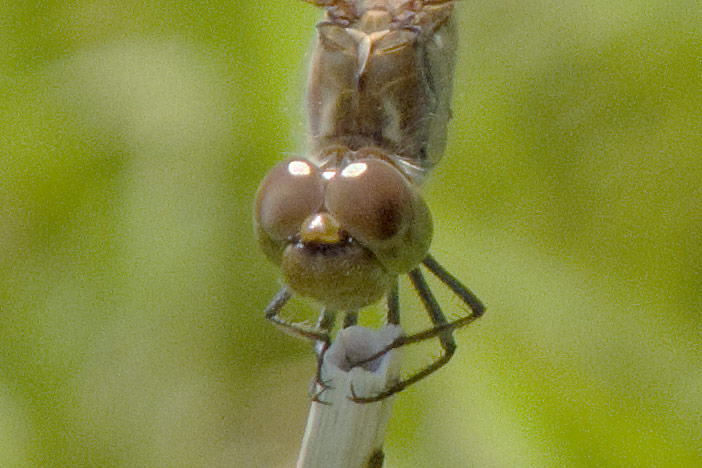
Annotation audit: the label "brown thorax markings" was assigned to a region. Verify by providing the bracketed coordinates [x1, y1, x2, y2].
[306, 0, 456, 182]
[315, 0, 453, 89]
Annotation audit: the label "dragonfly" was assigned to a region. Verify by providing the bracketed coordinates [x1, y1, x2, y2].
[254, 0, 485, 403]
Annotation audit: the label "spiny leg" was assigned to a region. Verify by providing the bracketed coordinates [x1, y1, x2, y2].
[351, 257, 485, 403]
[264, 287, 339, 399]
[321, 285, 396, 401]
[265, 287, 330, 343]
[423, 254, 485, 318]
[340, 281, 398, 366]
[353, 266, 483, 357]
[312, 308, 363, 403]
[317, 309, 355, 386]
[386, 280, 400, 325]
[352, 267, 455, 402]
[314, 308, 336, 360]
[320, 306, 369, 374]
[311, 307, 337, 401]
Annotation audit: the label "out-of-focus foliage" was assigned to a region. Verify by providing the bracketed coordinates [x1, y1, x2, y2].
[1, 1, 700, 467]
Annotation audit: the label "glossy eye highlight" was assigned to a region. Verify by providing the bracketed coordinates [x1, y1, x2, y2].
[340, 161, 369, 178]
[288, 160, 313, 176]
[255, 158, 324, 243]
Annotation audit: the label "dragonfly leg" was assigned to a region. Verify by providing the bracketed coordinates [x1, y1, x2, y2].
[386, 281, 400, 325]
[264, 287, 339, 399]
[311, 307, 337, 401]
[313, 307, 337, 360]
[422, 254, 485, 319]
[350, 257, 484, 403]
[311, 309, 358, 401]
[265, 287, 331, 343]
[342, 310, 358, 328]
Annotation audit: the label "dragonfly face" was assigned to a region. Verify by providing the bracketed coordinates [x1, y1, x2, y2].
[254, 147, 432, 310]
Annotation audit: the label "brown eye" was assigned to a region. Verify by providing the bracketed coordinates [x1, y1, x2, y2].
[326, 159, 410, 241]
[255, 158, 324, 242]
[325, 158, 432, 274]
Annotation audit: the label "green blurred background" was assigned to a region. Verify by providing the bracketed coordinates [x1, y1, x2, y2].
[1, 1, 700, 467]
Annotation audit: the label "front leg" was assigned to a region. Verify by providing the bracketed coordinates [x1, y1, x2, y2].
[265, 287, 339, 400]
[311, 307, 337, 401]
[350, 256, 485, 403]
[265, 287, 330, 343]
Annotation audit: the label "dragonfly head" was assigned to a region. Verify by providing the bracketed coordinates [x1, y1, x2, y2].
[254, 153, 432, 310]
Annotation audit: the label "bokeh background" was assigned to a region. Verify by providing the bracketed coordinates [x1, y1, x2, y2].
[1, 1, 700, 467]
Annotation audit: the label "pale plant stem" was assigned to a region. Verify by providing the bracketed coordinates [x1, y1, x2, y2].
[296, 325, 404, 468]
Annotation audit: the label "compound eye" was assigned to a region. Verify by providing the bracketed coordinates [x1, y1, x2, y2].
[325, 159, 413, 245]
[255, 159, 324, 241]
